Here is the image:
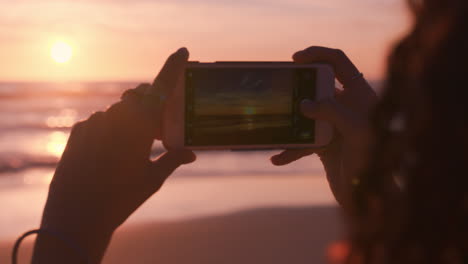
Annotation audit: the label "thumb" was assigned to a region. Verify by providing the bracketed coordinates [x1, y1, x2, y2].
[147, 150, 196, 187]
[150, 48, 189, 140]
[300, 98, 357, 135]
[152, 47, 189, 95]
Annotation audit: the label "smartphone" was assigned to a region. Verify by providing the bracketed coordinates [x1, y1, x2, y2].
[163, 62, 334, 150]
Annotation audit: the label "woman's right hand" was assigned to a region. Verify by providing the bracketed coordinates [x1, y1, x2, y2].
[271, 46, 378, 208]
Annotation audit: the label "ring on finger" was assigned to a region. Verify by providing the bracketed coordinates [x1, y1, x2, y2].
[343, 72, 364, 88]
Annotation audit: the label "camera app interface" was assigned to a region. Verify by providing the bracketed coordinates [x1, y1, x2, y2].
[185, 67, 316, 146]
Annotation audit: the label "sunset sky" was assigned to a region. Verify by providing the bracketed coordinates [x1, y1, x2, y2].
[0, 0, 409, 82]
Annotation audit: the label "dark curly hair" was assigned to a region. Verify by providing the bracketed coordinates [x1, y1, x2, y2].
[348, 0, 468, 263]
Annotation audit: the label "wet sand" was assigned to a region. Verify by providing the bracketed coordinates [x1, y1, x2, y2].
[0, 206, 342, 264]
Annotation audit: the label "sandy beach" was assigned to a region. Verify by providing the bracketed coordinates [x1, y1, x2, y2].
[0, 147, 341, 264]
[0, 206, 342, 264]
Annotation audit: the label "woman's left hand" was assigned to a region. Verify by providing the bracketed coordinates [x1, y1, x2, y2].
[32, 48, 196, 264]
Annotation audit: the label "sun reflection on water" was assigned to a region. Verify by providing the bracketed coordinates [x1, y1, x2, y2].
[23, 170, 54, 185]
[46, 131, 67, 157]
[46, 109, 77, 128]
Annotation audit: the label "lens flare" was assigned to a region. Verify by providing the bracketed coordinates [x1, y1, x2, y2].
[243, 106, 256, 115]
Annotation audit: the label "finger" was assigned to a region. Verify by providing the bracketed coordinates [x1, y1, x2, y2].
[82, 111, 107, 139]
[300, 98, 359, 136]
[293, 46, 369, 90]
[59, 120, 87, 161]
[68, 116, 100, 150]
[152, 47, 189, 95]
[334, 87, 348, 106]
[335, 87, 343, 97]
[147, 150, 196, 187]
[82, 111, 114, 158]
[271, 149, 317, 166]
[150, 48, 189, 140]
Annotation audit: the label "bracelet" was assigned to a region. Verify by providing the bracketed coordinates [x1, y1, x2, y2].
[12, 229, 89, 264]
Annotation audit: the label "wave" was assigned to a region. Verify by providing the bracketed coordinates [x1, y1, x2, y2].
[0, 125, 71, 132]
[0, 153, 59, 174]
[0, 80, 384, 99]
[0, 82, 139, 99]
[0, 149, 322, 178]
[0, 148, 166, 175]
[0, 81, 329, 178]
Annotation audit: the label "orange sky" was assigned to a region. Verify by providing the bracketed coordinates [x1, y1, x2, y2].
[0, 0, 410, 82]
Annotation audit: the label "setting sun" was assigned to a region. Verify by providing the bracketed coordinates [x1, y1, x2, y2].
[51, 41, 73, 64]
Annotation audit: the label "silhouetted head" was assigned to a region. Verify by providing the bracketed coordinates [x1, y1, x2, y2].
[349, 0, 468, 263]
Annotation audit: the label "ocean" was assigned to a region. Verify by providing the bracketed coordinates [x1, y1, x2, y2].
[0, 82, 335, 240]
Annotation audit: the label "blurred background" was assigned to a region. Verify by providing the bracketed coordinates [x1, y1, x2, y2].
[0, 0, 409, 263]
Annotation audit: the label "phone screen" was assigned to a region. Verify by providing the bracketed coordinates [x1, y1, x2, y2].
[185, 67, 316, 146]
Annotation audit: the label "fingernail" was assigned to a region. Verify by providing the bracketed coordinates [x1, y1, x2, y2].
[271, 156, 287, 166]
[270, 156, 281, 166]
[173, 47, 189, 61]
[292, 51, 305, 62]
[177, 47, 188, 55]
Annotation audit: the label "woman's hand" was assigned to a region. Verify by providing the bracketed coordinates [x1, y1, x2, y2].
[271, 46, 377, 208]
[32, 48, 196, 264]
